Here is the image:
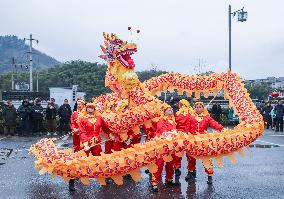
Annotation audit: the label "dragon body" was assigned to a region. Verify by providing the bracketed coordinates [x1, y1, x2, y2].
[30, 33, 264, 185]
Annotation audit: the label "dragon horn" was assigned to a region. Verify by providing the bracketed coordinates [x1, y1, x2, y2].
[103, 32, 110, 41]
[103, 32, 107, 40]
[104, 41, 110, 48]
[110, 33, 118, 41]
[100, 45, 106, 53]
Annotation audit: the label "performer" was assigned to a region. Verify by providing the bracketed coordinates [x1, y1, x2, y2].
[69, 99, 85, 191]
[79, 103, 110, 156]
[70, 99, 86, 153]
[141, 120, 157, 174]
[174, 99, 194, 176]
[104, 100, 125, 153]
[69, 103, 110, 191]
[185, 102, 223, 184]
[150, 104, 177, 192]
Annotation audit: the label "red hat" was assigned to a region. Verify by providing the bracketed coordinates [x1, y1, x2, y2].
[77, 99, 86, 105]
[86, 103, 96, 109]
[194, 102, 205, 108]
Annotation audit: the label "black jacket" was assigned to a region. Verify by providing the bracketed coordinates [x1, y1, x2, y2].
[262, 105, 273, 119]
[58, 104, 72, 120]
[3, 105, 17, 126]
[274, 104, 284, 118]
[17, 102, 32, 120]
[31, 104, 44, 120]
[46, 105, 57, 120]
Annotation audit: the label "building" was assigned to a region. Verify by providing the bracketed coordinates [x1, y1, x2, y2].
[244, 76, 284, 90]
[49, 85, 86, 108]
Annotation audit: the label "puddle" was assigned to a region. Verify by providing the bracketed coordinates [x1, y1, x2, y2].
[60, 143, 72, 147]
[249, 144, 279, 148]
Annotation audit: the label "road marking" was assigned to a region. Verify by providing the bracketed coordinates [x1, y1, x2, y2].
[269, 135, 284, 137]
[256, 139, 284, 147]
[0, 137, 7, 141]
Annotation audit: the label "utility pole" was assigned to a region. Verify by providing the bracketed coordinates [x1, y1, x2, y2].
[229, 5, 232, 71]
[24, 34, 38, 92]
[228, 5, 248, 71]
[36, 71, 39, 92]
[11, 57, 15, 90]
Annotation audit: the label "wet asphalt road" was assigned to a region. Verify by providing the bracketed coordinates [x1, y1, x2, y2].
[1, 129, 284, 199]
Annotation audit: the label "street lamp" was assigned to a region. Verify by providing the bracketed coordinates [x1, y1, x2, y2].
[228, 5, 248, 71]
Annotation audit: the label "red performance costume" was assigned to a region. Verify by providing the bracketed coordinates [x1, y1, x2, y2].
[151, 104, 176, 189]
[70, 99, 85, 152]
[79, 103, 110, 156]
[187, 102, 223, 179]
[142, 120, 157, 141]
[104, 100, 127, 154]
[174, 99, 194, 170]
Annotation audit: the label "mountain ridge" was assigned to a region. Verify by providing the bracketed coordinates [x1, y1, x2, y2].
[0, 35, 60, 73]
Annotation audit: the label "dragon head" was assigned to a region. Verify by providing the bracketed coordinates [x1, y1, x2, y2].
[99, 32, 137, 69]
[99, 33, 140, 95]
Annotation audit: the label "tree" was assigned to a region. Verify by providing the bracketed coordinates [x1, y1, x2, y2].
[245, 84, 272, 100]
[0, 61, 166, 100]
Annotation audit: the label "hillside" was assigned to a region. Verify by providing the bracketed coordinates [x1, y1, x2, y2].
[0, 35, 60, 73]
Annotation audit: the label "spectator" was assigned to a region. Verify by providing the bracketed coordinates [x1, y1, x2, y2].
[31, 98, 44, 136]
[73, 97, 82, 112]
[262, 102, 273, 129]
[274, 100, 284, 132]
[50, 98, 59, 110]
[46, 102, 58, 136]
[212, 103, 222, 123]
[17, 99, 32, 136]
[58, 99, 72, 135]
[0, 104, 4, 135]
[270, 106, 276, 130]
[3, 100, 17, 136]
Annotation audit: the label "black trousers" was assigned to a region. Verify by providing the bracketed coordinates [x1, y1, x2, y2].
[265, 116, 272, 129]
[275, 117, 283, 132]
[59, 118, 70, 134]
[32, 118, 44, 135]
[19, 118, 30, 136]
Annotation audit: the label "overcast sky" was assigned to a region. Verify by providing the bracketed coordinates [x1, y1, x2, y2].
[1, 0, 283, 79]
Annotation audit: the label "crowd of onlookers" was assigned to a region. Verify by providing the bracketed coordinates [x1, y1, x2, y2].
[260, 100, 284, 132]
[1, 97, 282, 137]
[0, 98, 74, 136]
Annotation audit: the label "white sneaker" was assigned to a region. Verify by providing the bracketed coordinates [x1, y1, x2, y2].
[53, 132, 57, 136]
[47, 132, 51, 136]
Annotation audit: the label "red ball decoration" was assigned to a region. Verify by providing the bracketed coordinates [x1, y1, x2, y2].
[271, 91, 279, 98]
[136, 29, 140, 33]
[128, 26, 132, 30]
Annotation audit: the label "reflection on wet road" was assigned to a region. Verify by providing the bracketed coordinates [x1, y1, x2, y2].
[1, 130, 284, 199]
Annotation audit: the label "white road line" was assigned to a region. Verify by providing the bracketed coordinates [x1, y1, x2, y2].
[269, 135, 284, 137]
[0, 137, 7, 141]
[256, 139, 284, 147]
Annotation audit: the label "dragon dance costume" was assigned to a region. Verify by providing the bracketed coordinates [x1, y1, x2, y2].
[174, 99, 194, 171]
[29, 32, 265, 194]
[70, 99, 86, 152]
[186, 102, 223, 183]
[79, 103, 110, 156]
[105, 100, 141, 154]
[104, 101, 125, 153]
[151, 104, 176, 191]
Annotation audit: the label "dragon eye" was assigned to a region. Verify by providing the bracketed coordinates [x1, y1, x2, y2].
[115, 44, 121, 49]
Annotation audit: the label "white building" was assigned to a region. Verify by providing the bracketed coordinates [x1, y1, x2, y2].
[49, 85, 86, 108]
